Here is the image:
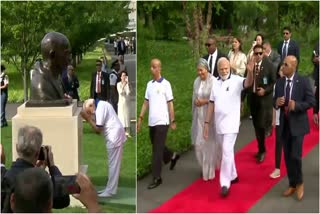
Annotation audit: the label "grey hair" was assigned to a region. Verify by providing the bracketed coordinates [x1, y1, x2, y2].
[217, 57, 230, 68]
[197, 58, 210, 71]
[16, 126, 43, 161]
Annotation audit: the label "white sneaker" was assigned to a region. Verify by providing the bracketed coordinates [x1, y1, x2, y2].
[98, 191, 113, 198]
[269, 169, 280, 179]
[97, 188, 106, 194]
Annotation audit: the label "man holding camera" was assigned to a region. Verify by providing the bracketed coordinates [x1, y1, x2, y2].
[2, 126, 70, 212]
[9, 168, 101, 213]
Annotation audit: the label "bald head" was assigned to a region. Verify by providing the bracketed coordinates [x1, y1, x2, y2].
[217, 57, 230, 80]
[41, 32, 71, 73]
[150, 58, 162, 78]
[82, 99, 95, 115]
[281, 56, 298, 77]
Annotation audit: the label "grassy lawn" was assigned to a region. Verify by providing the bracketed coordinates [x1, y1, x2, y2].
[2, 41, 110, 103]
[1, 122, 136, 213]
[136, 37, 314, 178]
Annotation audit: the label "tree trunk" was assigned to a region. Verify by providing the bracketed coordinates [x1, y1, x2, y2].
[77, 54, 80, 65]
[72, 54, 77, 67]
[22, 57, 28, 102]
[206, 1, 213, 33]
[182, 1, 193, 39]
[193, 6, 200, 59]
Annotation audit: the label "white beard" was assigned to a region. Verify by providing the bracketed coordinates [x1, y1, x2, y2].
[220, 74, 229, 80]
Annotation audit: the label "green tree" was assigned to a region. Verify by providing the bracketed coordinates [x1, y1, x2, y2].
[1, 1, 130, 101]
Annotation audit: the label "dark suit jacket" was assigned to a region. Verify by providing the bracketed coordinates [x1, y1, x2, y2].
[62, 75, 80, 101]
[203, 50, 227, 77]
[247, 57, 276, 128]
[268, 50, 281, 70]
[3, 158, 70, 211]
[90, 71, 110, 101]
[277, 39, 300, 62]
[273, 74, 315, 136]
[117, 40, 126, 55]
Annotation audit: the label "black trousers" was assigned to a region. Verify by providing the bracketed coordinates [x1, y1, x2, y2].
[275, 125, 282, 169]
[282, 118, 304, 187]
[254, 127, 266, 154]
[149, 125, 173, 178]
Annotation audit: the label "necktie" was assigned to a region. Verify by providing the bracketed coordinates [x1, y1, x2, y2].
[282, 41, 288, 60]
[97, 72, 101, 93]
[209, 55, 213, 74]
[253, 63, 259, 93]
[285, 79, 291, 106]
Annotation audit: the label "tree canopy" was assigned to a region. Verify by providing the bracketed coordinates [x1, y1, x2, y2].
[1, 1, 130, 101]
[138, 1, 319, 58]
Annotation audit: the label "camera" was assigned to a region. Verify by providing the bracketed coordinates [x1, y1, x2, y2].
[55, 175, 81, 194]
[38, 145, 48, 161]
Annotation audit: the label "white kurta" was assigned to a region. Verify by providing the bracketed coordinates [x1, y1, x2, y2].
[95, 100, 126, 196]
[117, 82, 131, 128]
[191, 75, 221, 181]
[209, 74, 245, 188]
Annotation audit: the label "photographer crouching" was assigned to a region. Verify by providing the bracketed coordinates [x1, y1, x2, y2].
[1, 125, 70, 212]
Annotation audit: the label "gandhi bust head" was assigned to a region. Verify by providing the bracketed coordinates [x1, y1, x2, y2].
[41, 32, 71, 77]
[30, 32, 71, 102]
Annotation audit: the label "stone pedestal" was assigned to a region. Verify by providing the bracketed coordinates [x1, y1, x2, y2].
[12, 100, 83, 175]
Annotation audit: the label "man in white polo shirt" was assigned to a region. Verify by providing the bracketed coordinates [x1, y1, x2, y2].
[81, 98, 126, 197]
[137, 58, 180, 189]
[204, 57, 254, 197]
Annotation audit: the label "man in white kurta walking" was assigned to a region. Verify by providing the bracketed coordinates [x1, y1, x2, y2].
[204, 57, 253, 197]
[81, 99, 127, 197]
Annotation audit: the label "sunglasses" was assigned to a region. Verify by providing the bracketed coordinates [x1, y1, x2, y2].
[96, 64, 102, 66]
[254, 52, 263, 56]
[283, 32, 289, 35]
[205, 43, 213, 47]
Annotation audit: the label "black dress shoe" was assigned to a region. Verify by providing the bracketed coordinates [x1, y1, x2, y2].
[257, 152, 266, 163]
[221, 186, 229, 197]
[254, 152, 260, 158]
[147, 177, 162, 189]
[169, 154, 180, 170]
[231, 177, 239, 184]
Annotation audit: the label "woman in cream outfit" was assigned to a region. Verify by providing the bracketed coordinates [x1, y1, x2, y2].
[191, 58, 221, 181]
[228, 37, 247, 77]
[117, 71, 131, 137]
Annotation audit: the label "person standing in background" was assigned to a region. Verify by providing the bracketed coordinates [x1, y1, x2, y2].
[90, 59, 110, 101]
[228, 37, 247, 77]
[117, 71, 131, 137]
[62, 65, 80, 101]
[247, 34, 264, 61]
[263, 41, 281, 71]
[312, 41, 319, 125]
[270, 67, 285, 179]
[1, 64, 9, 128]
[277, 27, 300, 63]
[202, 36, 227, 77]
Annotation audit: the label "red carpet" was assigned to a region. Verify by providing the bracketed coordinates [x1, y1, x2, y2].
[150, 110, 319, 213]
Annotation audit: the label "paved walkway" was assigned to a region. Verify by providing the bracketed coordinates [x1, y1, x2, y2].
[137, 118, 319, 213]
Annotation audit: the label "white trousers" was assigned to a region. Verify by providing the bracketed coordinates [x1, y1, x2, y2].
[216, 133, 238, 188]
[105, 145, 123, 194]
